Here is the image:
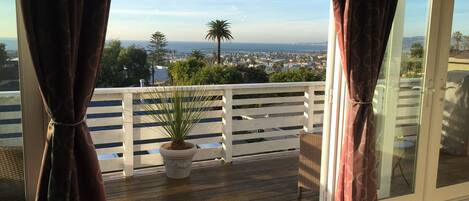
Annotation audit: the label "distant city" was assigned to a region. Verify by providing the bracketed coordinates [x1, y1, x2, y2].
[0, 36, 427, 90]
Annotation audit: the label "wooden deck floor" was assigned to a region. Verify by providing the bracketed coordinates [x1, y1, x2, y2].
[105, 151, 467, 201]
[104, 152, 318, 201]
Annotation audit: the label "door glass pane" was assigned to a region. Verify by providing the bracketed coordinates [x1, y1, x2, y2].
[374, 0, 428, 199]
[0, 0, 25, 200]
[436, 0, 469, 188]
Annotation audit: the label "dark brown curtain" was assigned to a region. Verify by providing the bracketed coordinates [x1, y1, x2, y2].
[20, 0, 111, 200]
[332, 1, 398, 201]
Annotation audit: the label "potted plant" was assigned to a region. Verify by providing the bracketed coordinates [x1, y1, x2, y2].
[140, 85, 215, 179]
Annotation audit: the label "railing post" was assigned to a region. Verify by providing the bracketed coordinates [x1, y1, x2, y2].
[122, 92, 134, 177]
[304, 85, 316, 133]
[222, 89, 233, 163]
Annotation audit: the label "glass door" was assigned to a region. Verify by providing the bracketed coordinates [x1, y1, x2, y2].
[436, 0, 469, 189]
[373, 0, 429, 199]
[423, 0, 469, 200]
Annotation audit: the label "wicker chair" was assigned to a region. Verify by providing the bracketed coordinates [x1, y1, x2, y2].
[298, 132, 322, 200]
[0, 146, 25, 201]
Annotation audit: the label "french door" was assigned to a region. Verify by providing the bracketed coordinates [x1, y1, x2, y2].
[422, 0, 469, 200]
[323, 1, 469, 201]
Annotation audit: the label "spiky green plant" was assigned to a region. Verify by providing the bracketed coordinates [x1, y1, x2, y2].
[140, 85, 217, 150]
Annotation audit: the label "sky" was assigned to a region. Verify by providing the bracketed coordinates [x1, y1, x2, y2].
[106, 0, 330, 43]
[1, 0, 469, 44]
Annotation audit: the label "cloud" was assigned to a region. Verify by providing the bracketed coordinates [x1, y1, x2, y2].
[111, 8, 207, 17]
[231, 5, 239, 12]
[231, 19, 330, 43]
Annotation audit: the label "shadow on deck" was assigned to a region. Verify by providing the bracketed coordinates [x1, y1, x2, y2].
[104, 151, 318, 201]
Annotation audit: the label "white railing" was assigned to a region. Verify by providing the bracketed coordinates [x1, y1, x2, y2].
[89, 82, 325, 176]
[0, 80, 422, 177]
[0, 91, 22, 146]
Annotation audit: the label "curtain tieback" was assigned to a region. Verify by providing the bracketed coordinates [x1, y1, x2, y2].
[49, 118, 86, 127]
[351, 99, 373, 105]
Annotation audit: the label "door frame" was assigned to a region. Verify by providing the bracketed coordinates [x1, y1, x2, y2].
[16, 0, 48, 200]
[323, 0, 468, 201]
[422, 0, 469, 200]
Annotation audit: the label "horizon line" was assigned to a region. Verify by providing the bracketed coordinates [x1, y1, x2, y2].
[112, 40, 329, 45]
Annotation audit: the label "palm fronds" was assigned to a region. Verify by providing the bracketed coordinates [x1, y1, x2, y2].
[139, 85, 218, 149]
[205, 20, 234, 41]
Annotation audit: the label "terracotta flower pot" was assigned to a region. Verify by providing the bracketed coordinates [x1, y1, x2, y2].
[160, 142, 197, 179]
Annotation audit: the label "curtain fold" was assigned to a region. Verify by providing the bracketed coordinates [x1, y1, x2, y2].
[332, 0, 398, 201]
[20, 0, 111, 200]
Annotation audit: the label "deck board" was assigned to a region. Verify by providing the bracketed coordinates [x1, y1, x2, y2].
[105, 152, 318, 201]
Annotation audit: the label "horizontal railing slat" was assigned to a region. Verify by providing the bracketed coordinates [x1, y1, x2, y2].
[0, 111, 21, 120]
[91, 130, 123, 144]
[133, 122, 222, 141]
[87, 106, 122, 114]
[233, 138, 299, 156]
[233, 129, 302, 141]
[133, 136, 221, 152]
[96, 146, 124, 155]
[233, 105, 304, 116]
[0, 124, 22, 134]
[133, 110, 222, 124]
[100, 158, 124, 172]
[233, 86, 306, 95]
[87, 117, 123, 127]
[233, 115, 304, 132]
[0, 137, 23, 146]
[233, 96, 304, 105]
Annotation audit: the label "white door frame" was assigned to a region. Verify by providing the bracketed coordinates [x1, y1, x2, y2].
[423, 0, 469, 200]
[16, 0, 48, 200]
[323, 0, 466, 201]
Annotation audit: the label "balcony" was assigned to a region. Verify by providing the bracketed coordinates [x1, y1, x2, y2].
[0, 80, 422, 200]
[104, 152, 317, 201]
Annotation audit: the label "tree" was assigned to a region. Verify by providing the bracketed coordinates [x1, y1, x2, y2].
[97, 40, 150, 87]
[205, 20, 234, 64]
[148, 31, 168, 85]
[410, 43, 424, 58]
[237, 65, 269, 83]
[453, 31, 463, 52]
[192, 65, 243, 85]
[464, 35, 469, 51]
[118, 45, 150, 86]
[97, 40, 126, 87]
[190, 50, 205, 61]
[272, 62, 284, 73]
[401, 60, 423, 78]
[168, 57, 206, 84]
[269, 67, 326, 83]
[148, 31, 168, 67]
[0, 43, 8, 67]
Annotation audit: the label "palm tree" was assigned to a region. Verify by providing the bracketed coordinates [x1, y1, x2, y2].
[464, 35, 469, 51]
[453, 31, 463, 52]
[205, 20, 234, 64]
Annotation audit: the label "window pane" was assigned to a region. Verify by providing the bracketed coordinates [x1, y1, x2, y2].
[374, 0, 428, 199]
[436, 0, 469, 188]
[0, 0, 25, 200]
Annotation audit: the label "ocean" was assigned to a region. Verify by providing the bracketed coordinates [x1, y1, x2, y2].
[1, 36, 425, 54]
[0, 38, 328, 53]
[121, 40, 328, 53]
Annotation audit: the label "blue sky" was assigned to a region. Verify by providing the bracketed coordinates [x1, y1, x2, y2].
[106, 0, 330, 43]
[1, 0, 469, 44]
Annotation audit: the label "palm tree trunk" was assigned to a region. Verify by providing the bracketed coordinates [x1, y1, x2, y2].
[151, 61, 154, 85]
[217, 37, 221, 64]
